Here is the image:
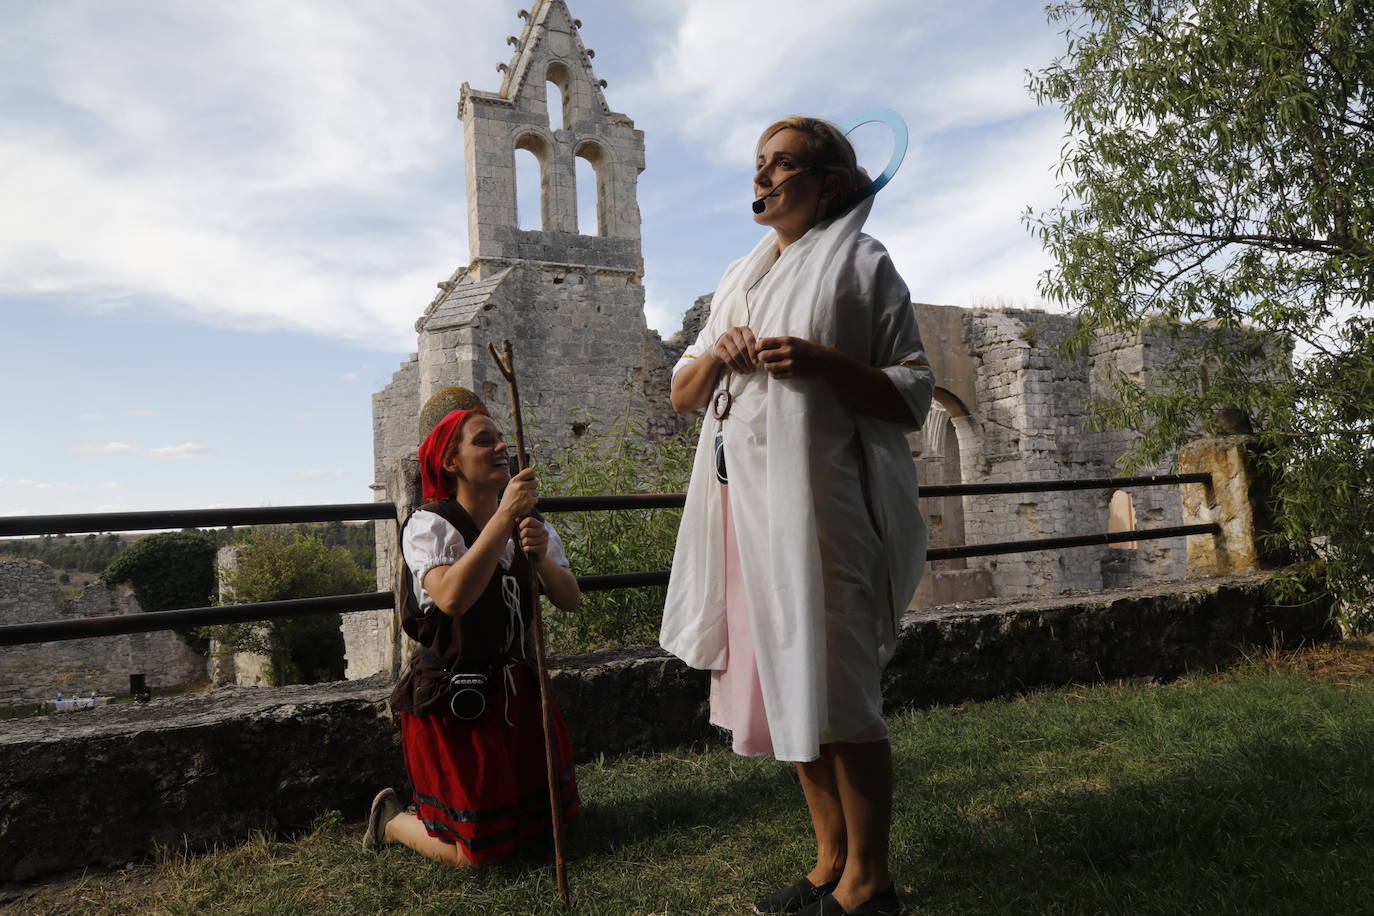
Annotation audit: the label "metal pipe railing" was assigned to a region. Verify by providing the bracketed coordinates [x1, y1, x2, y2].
[0, 474, 1211, 538]
[0, 473, 1219, 649]
[0, 572, 685, 646]
[926, 523, 1219, 562]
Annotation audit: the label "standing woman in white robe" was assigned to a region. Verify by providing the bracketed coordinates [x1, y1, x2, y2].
[661, 116, 933, 916]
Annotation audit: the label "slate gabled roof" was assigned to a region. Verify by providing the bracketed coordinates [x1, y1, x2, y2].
[416, 267, 514, 332]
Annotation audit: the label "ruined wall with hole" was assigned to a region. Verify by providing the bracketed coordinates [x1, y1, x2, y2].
[950, 309, 1187, 599]
[0, 559, 207, 707]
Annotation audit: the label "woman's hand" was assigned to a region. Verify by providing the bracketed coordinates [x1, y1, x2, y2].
[517, 516, 548, 563]
[712, 326, 761, 374]
[498, 468, 538, 523]
[757, 336, 835, 379]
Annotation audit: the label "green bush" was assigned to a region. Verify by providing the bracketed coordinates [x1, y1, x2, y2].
[102, 530, 217, 652]
[537, 401, 698, 654]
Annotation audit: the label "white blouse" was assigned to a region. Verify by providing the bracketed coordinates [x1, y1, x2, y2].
[402, 509, 571, 616]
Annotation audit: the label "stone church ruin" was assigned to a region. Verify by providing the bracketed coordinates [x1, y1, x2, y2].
[351, 0, 1207, 680]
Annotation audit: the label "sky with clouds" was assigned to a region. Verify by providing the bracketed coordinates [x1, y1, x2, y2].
[1, 0, 1071, 520]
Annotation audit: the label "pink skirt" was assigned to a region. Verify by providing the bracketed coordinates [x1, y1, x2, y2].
[709, 486, 891, 759]
[708, 486, 775, 756]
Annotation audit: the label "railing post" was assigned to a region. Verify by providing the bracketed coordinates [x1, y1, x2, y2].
[1178, 435, 1266, 577]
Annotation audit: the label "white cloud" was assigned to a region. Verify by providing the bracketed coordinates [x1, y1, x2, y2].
[621, 0, 900, 163]
[0, 0, 1070, 362]
[77, 412, 106, 421]
[6, 479, 93, 492]
[148, 442, 212, 460]
[869, 113, 1065, 308]
[0, 1, 501, 350]
[125, 408, 159, 417]
[341, 372, 358, 381]
[73, 441, 138, 457]
[301, 469, 348, 479]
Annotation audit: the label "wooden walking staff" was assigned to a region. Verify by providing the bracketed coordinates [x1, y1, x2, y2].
[486, 339, 570, 906]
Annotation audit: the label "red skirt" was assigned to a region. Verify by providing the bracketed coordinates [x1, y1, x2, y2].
[399, 664, 580, 864]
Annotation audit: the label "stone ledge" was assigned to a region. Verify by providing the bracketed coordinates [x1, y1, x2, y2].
[0, 573, 1330, 885]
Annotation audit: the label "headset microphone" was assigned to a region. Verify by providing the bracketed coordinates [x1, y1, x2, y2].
[751, 169, 818, 214]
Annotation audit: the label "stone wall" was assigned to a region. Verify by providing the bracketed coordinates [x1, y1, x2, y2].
[0, 559, 207, 706]
[928, 307, 1202, 602]
[417, 262, 676, 455]
[959, 310, 1098, 594]
[0, 573, 1330, 885]
[1087, 324, 1187, 588]
[370, 353, 420, 489]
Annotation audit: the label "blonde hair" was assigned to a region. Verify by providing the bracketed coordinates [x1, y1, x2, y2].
[756, 116, 864, 219]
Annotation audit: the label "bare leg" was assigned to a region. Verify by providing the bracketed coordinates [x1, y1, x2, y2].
[384, 811, 475, 868]
[795, 745, 848, 886]
[827, 739, 893, 910]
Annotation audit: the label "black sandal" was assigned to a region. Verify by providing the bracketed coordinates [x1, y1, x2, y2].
[798, 885, 906, 916]
[754, 877, 840, 914]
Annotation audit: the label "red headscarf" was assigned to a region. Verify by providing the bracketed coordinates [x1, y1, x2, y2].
[418, 408, 489, 502]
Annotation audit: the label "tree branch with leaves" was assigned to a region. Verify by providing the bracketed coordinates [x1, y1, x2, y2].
[1029, 0, 1374, 628]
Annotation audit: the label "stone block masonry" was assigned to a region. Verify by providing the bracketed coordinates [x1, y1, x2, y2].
[0, 559, 206, 707]
[0, 573, 1330, 885]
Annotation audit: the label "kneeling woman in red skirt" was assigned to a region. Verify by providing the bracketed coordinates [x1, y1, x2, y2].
[365, 404, 581, 866]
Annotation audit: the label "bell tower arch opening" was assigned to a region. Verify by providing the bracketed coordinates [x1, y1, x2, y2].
[574, 139, 609, 236]
[513, 134, 548, 231]
[546, 61, 570, 131]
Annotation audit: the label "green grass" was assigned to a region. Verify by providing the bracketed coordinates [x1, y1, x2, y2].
[14, 642, 1374, 915]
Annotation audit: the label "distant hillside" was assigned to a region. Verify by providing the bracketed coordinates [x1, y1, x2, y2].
[0, 532, 140, 574]
[0, 522, 375, 578]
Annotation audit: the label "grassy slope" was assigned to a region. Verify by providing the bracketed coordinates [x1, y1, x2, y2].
[12, 640, 1374, 916]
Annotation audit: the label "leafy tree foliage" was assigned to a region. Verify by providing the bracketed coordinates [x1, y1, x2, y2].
[1029, 0, 1374, 628]
[102, 531, 218, 614]
[213, 521, 375, 573]
[101, 530, 218, 651]
[536, 400, 697, 653]
[207, 529, 373, 685]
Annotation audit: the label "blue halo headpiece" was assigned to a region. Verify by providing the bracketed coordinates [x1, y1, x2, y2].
[841, 108, 908, 200]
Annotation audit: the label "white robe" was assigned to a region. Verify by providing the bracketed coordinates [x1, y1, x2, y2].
[659, 195, 934, 762]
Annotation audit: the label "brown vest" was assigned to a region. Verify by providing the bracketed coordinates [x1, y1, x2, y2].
[388, 500, 533, 715]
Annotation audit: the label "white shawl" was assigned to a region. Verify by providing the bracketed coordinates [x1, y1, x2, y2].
[660, 196, 934, 761]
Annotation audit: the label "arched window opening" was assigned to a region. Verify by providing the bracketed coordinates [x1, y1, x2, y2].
[574, 140, 608, 236]
[547, 79, 566, 131]
[939, 414, 966, 569]
[575, 155, 599, 236]
[1107, 489, 1137, 549]
[546, 62, 572, 132]
[514, 146, 543, 231]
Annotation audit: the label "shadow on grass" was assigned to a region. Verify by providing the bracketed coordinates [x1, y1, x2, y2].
[905, 732, 1374, 915]
[570, 747, 803, 861]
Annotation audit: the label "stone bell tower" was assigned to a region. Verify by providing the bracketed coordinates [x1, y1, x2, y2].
[405, 0, 667, 447]
[462, 0, 644, 271]
[353, 0, 674, 679]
